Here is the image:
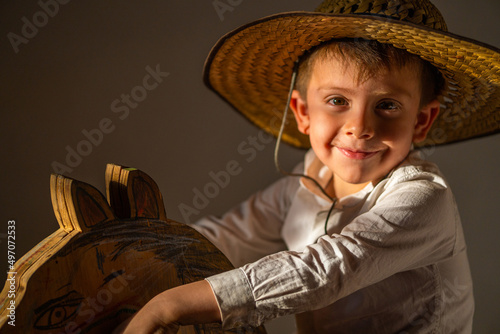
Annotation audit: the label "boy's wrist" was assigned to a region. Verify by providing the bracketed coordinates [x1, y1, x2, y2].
[145, 292, 181, 326]
[159, 280, 222, 326]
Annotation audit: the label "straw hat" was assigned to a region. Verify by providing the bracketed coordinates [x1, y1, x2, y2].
[203, 0, 500, 149]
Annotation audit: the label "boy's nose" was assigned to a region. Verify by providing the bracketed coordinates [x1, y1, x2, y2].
[343, 108, 375, 140]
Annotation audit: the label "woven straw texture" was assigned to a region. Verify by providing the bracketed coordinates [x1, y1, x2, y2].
[204, 0, 500, 148]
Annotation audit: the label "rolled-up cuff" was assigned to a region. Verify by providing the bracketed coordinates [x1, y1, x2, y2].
[205, 268, 257, 329]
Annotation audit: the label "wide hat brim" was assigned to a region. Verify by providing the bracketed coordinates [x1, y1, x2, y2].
[203, 12, 500, 149]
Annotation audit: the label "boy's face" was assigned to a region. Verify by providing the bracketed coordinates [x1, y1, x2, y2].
[291, 56, 439, 194]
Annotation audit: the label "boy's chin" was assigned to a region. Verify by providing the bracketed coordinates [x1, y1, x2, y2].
[338, 165, 396, 186]
[336, 172, 377, 187]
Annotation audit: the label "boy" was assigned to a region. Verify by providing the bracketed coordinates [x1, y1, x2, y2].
[117, 0, 499, 333]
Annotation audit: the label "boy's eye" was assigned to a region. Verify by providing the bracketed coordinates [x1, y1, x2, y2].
[329, 97, 348, 106]
[376, 100, 402, 117]
[376, 100, 399, 110]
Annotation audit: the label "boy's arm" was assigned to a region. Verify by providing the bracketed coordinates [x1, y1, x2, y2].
[115, 280, 220, 334]
[203, 176, 462, 329]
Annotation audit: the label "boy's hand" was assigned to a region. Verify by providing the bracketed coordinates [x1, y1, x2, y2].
[114, 280, 221, 334]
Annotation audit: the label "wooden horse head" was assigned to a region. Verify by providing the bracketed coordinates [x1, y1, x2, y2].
[0, 164, 265, 333]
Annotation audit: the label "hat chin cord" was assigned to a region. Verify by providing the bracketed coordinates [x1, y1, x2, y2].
[274, 61, 335, 202]
[273, 61, 338, 236]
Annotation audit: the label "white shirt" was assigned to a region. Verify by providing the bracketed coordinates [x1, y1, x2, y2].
[193, 150, 474, 333]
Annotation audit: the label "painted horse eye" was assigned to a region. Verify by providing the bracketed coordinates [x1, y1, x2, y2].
[34, 291, 83, 330]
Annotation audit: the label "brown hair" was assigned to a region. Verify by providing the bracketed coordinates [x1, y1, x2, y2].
[295, 39, 445, 108]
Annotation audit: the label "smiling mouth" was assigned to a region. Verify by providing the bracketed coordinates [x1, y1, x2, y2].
[337, 147, 380, 160]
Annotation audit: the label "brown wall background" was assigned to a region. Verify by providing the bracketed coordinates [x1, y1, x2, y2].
[1, 0, 498, 332]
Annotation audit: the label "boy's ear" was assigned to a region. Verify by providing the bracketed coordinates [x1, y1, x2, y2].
[413, 99, 441, 143]
[290, 90, 310, 135]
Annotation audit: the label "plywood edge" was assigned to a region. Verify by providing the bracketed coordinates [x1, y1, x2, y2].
[0, 228, 80, 326]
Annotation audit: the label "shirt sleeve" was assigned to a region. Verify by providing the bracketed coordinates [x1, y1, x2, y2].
[192, 170, 300, 267]
[207, 173, 461, 329]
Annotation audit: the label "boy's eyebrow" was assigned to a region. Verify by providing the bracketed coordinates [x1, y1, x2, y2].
[376, 87, 416, 99]
[316, 86, 356, 94]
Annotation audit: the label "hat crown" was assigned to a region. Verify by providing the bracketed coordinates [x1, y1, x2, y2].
[316, 0, 448, 31]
